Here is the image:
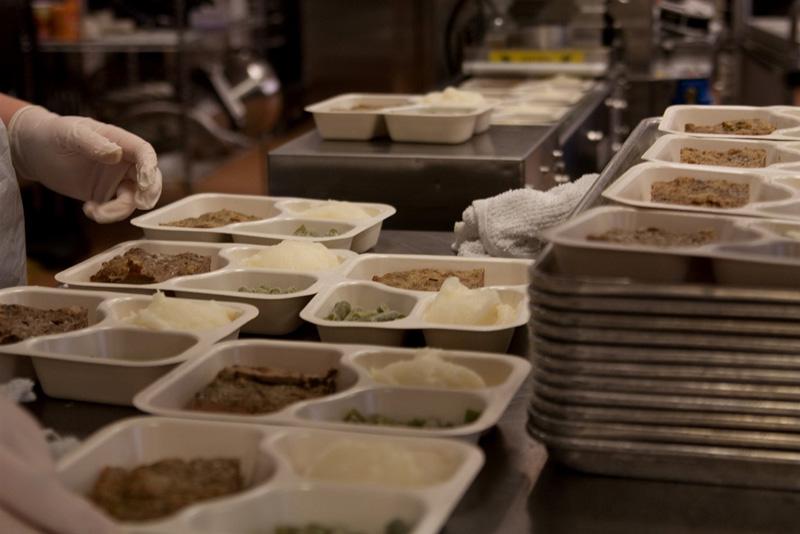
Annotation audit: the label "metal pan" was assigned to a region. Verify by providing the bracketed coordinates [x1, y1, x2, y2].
[532, 305, 800, 336]
[530, 392, 800, 433]
[531, 288, 800, 320]
[530, 352, 800, 386]
[528, 423, 800, 491]
[530, 409, 800, 451]
[533, 320, 800, 354]
[533, 380, 800, 417]
[532, 337, 800, 370]
[533, 363, 800, 402]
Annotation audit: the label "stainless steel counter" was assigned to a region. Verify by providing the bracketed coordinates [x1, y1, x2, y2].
[23, 229, 800, 534]
[267, 84, 612, 231]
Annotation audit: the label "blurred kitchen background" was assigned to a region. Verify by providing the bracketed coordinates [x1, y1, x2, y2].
[1, 0, 799, 282]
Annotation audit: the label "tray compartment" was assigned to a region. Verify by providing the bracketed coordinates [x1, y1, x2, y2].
[58, 417, 277, 523]
[293, 387, 488, 436]
[171, 270, 319, 335]
[28, 327, 201, 405]
[135, 340, 357, 421]
[229, 217, 357, 249]
[184, 487, 426, 534]
[353, 349, 516, 388]
[270, 430, 471, 487]
[345, 254, 531, 288]
[0, 287, 110, 380]
[642, 134, 800, 169]
[306, 282, 420, 346]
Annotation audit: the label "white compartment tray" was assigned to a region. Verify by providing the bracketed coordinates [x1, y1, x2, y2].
[300, 254, 533, 353]
[134, 339, 531, 441]
[0, 286, 257, 405]
[305, 92, 494, 144]
[55, 240, 358, 336]
[659, 105, 800, 140]
[602, 162, 800, 220]
[131, 193, 396, 253]
[642, 134, 800, 170]
[544, 205, 800, 287]
[57, 417, 484, 534]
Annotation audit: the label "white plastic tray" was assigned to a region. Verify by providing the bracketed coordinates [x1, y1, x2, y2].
[305, 93, 417, 140]
[490, 102, 568, 126]
[57, 417, 484, 534]
[642, 134, 800, 170]
[134, 339, 531, 441]
[602, 162, 800, 220]
[306, 92, 495, 143]
[544, 205, 800, 286]
[659, 105, 800, 140]
[300, 254, 533, 352]
[131, 193, 396, 253]
[55, 240, 357, 336]
[0, 286, 257, 404]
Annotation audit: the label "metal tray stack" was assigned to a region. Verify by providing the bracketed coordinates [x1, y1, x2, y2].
[528, 117, 800, 490]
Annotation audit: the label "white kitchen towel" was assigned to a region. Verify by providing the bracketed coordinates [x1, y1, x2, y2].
[453, 173, 598, 257]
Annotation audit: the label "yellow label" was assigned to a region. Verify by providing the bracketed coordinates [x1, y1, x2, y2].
[488, 49, 586, 63]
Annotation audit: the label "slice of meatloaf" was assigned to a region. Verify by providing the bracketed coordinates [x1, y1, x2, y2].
[372, 268, 485, 291]
[90, 248, 212, 284]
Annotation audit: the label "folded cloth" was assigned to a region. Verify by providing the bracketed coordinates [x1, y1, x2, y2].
[453, 174, 598, 257]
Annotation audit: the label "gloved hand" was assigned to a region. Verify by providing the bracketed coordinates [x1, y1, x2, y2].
[0, 397, 118, 533]
[8, 105, 162, 223]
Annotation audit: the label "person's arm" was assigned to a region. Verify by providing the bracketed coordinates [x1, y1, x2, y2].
[0, 94, 29, 126]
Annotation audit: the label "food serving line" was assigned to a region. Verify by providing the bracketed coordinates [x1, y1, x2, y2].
[27, 234, 800, 533]
[14, 90, 800, 532]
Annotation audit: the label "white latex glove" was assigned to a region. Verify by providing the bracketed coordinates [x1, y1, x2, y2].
[0, 397, 118, 533]
[8, 105, 162, 223]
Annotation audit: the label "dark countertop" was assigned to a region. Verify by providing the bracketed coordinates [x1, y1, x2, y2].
[24, 230, 800, 534]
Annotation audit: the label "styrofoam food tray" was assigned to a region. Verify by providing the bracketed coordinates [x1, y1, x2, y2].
[305, 93, 417, 140]
[602, 162, 800, 220]
[545, 205, 800, 285]
[134, 339, 530, 441]
[300, 254, 533, 352]
[384, 104, 494, 144]
[58, 417, 484, 534]
[490, 102, 568, 126]
[0, 287, 257, 405]
[642, 134, 800, 170]
[508, 85, 584, 104]
[131, 193, 396, 253]
[55, 240, 357, 335]
[659, 105, 800, 140]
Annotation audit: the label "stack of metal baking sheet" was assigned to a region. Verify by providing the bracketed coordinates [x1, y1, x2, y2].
[527, 117, 800, 490]
[528, 264, 800, 490]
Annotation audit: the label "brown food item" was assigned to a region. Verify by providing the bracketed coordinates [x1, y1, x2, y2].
[90, 248, 211, 284]
[587, 227, 717, 247]
[372, 268, 485, 291]
[684, 119, 776, 136]
[0, 304, 88, 344]
[650, 176, 750, 208]
[679, 147, 767, 168]
[89, 458, 242, 522]
[161, 209, 259, 229]
[188, 365, 338, 414]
